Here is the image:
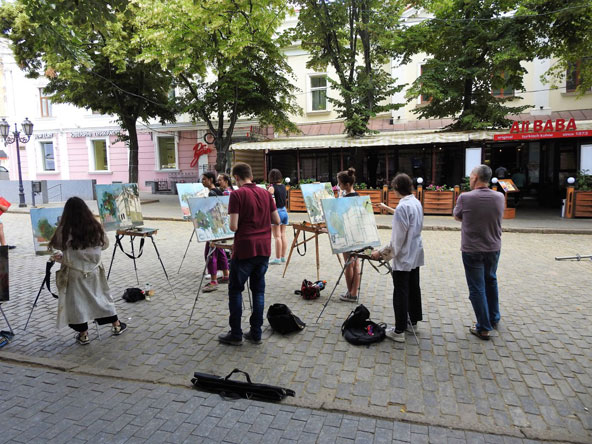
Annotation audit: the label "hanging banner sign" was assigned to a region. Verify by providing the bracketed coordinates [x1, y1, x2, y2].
[494, 118, 592, 140]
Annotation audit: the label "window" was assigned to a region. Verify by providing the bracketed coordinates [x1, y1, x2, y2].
[90, 138, 109, 171]
[492, 72, 515, 98]
[566, 60, 591, 93]
[309, 75, 327, 111]
[39, 142, 55, 171]
[39, 88, 52, 117]
[157, 135, 177, 170]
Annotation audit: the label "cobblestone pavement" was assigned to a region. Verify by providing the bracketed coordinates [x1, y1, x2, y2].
[0, 361, 555, 443]
[0, 212, 591, 443]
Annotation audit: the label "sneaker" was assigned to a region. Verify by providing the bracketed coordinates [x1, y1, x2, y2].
[280, 257, 286, 263]
[218, 276, 230, 284]
[469, 326, 490, 340]
[112, 322, 127, 336]
[243, 332, 262, 345]
[218, 331, 243, 346]
[202, 282, 218, 292]
[339, 292, 357, 302]
[385, 327, 405, 343]
[268, 258, 282, 265]
[76, 332, 90, 345]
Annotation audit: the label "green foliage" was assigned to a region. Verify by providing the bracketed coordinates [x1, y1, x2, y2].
[526, 0, 592, 96]
[401, 0, 535, 130]
[425, 184, 453, 191]
[37, 218, 56, 241]
[575, 170, 592, 191]
[354, 182, 368, 190]
[461, 176, 471, 192]
[0, 0, 176, 183]
[135, 0, 300, 173]
[291, 0, 406, 137]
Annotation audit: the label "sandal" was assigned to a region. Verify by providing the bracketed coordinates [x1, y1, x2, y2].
[203, 282, 218, 292]
[469, 326, 490, 340]
[218, 277, 230, 284]
[76, 332, 90, 345]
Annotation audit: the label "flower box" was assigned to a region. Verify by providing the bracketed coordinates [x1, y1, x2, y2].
[422, 190, 455, 215]
[574, 191, 592, 217]
[287, 188, 307, 212]
[385, 190, 418, 213]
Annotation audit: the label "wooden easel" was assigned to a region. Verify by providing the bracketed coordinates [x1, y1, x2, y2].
[107, 227, 177, 298]
[282, 221, 341, 281]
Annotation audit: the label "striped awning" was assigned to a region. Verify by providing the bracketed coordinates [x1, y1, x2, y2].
[230, 129, 503, 151]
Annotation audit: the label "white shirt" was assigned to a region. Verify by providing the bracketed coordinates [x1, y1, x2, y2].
[390, 195, 424, 271]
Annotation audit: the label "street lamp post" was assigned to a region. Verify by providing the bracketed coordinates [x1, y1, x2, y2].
[0, 118, 34, 208]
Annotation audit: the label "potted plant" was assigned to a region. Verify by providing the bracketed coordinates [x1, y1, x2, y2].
[573, 170, 592, 218]
[422, 184, 455, 215]
[354, 183, 382, 213]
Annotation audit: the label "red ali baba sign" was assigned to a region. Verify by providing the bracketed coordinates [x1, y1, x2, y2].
[190, 142, 212, 168]
[494, 118, 592, 141]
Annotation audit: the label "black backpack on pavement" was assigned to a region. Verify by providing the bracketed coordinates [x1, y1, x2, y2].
[341, 304, 386, 345]
[267, 303, 306, 334]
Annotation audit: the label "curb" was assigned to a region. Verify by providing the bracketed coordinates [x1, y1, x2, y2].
[0, 353, 588, 444]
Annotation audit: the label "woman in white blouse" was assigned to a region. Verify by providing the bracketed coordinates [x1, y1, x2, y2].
[372, 173, 424, 342]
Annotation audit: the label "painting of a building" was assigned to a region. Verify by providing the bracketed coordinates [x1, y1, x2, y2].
[96, 183, 143, 231]
[322, 196, 380, 254]
[188, 196, 234, 242]
[301, 182, 334, 224]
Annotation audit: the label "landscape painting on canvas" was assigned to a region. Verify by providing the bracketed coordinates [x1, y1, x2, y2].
[321, 196, 380, 254]
[176, 183, 207, 218]
[96, 183, 143, 231]
[301, 182, 334, 224]
[187, 196, 234, 242]
[30, 207, 64, 255]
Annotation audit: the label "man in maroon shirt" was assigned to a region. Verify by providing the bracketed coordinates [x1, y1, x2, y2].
[218, 163, 280, 345]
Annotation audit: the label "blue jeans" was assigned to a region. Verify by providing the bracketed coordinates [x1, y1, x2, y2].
[462, 251, 501, 332]
[228, 256, 269, 340]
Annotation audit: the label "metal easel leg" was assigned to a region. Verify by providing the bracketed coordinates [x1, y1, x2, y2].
[178, 229, 196, 274]
[407, 313, 419, 345]
[0, 304, 14, 336]
[356, 258, 365, 303]
[94, 320, 101, 341]
[24, 273, 50, 331]
[107, 235, 120, 280]
[188, 246, 216, 325]
[316, 256, 355, 323]
[150, 236, 177, 298]
[130, 236, 139, 286]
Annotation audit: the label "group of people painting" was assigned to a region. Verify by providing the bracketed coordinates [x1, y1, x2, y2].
[35, 160, 503, 346]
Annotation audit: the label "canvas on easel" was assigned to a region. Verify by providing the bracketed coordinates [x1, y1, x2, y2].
[321, 196, 381, 254]
[96, 183, 143, 231]
[30, 207, 64, 255]
[187, 196, 234, 242]
[301, 182, 334, 224]
[176, 183, 207, 219]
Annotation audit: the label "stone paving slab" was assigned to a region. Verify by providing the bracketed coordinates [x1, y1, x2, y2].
[0, 361, 558, 444]
[0, 212, 591, 443]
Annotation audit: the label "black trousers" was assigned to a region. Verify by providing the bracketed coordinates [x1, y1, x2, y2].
[392, 267, 422, 332]
[69, 315, 118, 333]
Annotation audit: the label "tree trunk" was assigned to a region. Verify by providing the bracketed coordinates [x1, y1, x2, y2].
[122, 117, 139, 184]
[215, 136, 232, 173]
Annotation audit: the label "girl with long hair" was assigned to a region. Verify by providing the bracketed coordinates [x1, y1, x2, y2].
[336, 168, 361, 302]
[49, 197, 126, 345]
[267, 169, 288, 265]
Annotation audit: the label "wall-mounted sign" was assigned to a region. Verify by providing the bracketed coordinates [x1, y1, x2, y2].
[70, 130, 122, 138]
[35, 133, 56, 139]
[190, 142, 212, 168]
[494, 118, 592, 141]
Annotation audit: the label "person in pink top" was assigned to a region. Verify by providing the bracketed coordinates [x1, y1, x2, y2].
[218, 162, 280, 346]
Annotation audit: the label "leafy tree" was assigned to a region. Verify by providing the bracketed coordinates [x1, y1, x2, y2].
[401, 0, 536, 130]
[135, 0, 300, 173]
[0, 0, 176, 183]
[292, 0, 406, 137]
[525, 0, 592, 95]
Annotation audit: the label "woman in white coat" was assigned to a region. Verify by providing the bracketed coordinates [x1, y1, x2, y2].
[372, 173, 424, 342]
[49, 197, 126, 345]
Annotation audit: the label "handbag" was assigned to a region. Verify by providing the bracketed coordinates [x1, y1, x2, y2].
[191, 369, 295, 402]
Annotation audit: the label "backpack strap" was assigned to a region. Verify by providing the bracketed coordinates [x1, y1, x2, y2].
[115, 234, 145, 260]
[294, 225, 307, 256]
